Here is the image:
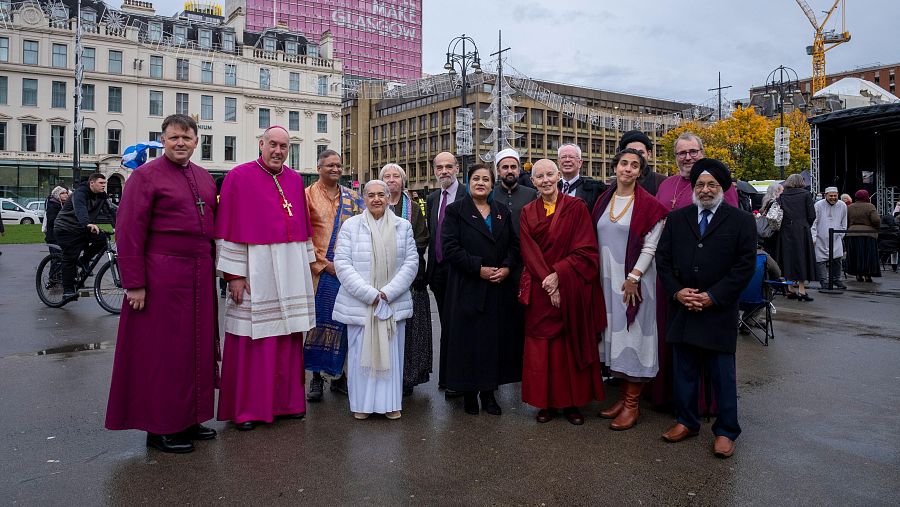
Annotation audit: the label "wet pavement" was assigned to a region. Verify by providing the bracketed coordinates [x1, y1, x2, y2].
[1, 243, 899, 505]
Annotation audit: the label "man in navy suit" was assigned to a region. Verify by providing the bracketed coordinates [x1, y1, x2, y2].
[656, 158, 757, 459]
[425, 151, 467, 395]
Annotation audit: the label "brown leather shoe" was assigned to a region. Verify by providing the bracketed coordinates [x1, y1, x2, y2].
[535, 409, 557, 423]
[610, 382, 643, 431]
[713, 436, 735, 458]
[563, 407, 585, 426]
[662, 423, 700, 443]
[598, 399, 624, 419]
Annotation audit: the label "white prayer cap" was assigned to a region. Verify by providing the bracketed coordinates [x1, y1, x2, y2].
[824, 186, 839, 194]
[494, 148, 520, 166]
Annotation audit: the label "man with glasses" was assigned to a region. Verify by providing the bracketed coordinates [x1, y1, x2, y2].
[656, 132, 738, 212]
[557, 143, 606, 212]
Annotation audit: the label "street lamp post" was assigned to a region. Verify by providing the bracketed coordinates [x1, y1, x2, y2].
[765, 65, 801, 179]
[444, 34, 482, 173]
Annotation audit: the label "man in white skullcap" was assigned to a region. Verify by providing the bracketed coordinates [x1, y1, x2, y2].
[811, 186, 848, 289]
[492, 148, 537, 235]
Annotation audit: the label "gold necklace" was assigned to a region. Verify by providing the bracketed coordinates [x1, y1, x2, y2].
[609, 193, 635, 223]
[256, 160, 293, 217]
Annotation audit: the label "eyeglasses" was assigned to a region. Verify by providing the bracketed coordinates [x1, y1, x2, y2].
[694, 182, 720, 190]
[675, 149, 702, 159]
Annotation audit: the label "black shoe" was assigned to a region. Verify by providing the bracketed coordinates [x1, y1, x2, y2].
[307, 374, 324, 402]
[798, 293, 814, 302]
[181, 424, 217, 440]
[479, 391, 502, 416]
[276, 412, 305, 420]
[444, 389, 464, 399]
[234, 421, 256, 431]
[146, 433, 194, 453]
[403, 385, 414, 397]
[62, 292, 78, 302]
[834, 283, 847, 290]
[330, 375, 348, 395]
[786, 292, 798, 300]
[463, 392, 480, 415]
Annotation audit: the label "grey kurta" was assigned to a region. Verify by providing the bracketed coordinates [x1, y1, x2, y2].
[811, 199, 847, 261]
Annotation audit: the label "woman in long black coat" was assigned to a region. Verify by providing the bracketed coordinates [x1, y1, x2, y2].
[441, 165, 521, 416]
[775, 174, 818, 301]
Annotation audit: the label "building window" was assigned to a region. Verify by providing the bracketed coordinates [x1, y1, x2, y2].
[201, 95, 213, 121]
[21, 123, 37, 151]
[318, 75, 328, 96]
[224, 135, 236, 162]
[224, 64, 236, 86]
[52, 43, 67, 68]
[259, 108, 270, 128]
[289, 111, 300, 131]
[148, 21, 162, 42]
[198, 29, 212, 49]
[23, 40, 39, 65]
[289, 144, 300, 169]
[201, 61, 213, 83]
[176, 92, 189, 115]
[285, 40, 297, 55]
[308, 45, 318, 57]
[222, 32, 235, 52]
[316, 144, 327, 156]
[372, 127, 378, 141]
[531, 109, 543, 125]
[108, 86, 122, 113]
[22, 78, 37, 106]
[109, 50, 122, 74]
[263, 37, 276, 53]
[81, 9, 96, 27]
[107, 128, 121, 154]
[51, 81, 66, 108]
[147, 131, 161, 156]
[0, 76, 6, 104]
[149, 55, 162, 78]
[441, 109, 451, 126]
[0, 122, 5, 151]
[224, 97, 236, 122]
[177, 59, 189, 81]
[0, 37, 8, 62]
[149, 90, 163, 116]
[201, 135, 212, 160]
[83, 47, 95, 71]
[259, 68, 270, 90]
[289, 72, 300, 92]
[317, 113, 327, 133]
[82, 127, 95, 155]
[51, 125, 65, 153]
[81, 84, 95, 110]
[430, 112, 438, 128]
[174, 25, 187, 45]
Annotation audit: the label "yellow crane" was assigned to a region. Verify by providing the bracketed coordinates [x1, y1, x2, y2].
[795, 0, 851, 95]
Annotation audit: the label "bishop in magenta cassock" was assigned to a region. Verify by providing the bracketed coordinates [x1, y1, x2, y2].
[214, 126, 317, 431]
[106, 115, 218, 454]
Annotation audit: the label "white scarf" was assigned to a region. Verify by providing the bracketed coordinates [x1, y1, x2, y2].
[360, 208, 397, 377]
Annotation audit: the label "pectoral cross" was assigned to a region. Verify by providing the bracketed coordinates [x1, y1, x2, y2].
[282, 199, 293, 217]
[196, 197, 206, 216]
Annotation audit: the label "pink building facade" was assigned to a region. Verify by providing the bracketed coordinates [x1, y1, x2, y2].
[245, 0, 422, 81]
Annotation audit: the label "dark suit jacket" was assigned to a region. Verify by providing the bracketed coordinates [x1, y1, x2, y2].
[560, 176, 607, 213]
[656, 202, 758, 354]
[425, 182, 467, 284]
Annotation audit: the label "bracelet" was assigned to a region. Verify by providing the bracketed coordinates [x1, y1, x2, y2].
[627, 273, 641, 283]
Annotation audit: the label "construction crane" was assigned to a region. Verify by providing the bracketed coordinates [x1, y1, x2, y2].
[795, 0, 851, 95]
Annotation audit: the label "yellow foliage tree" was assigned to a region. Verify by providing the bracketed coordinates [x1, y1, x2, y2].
[657, 107, 810, 181]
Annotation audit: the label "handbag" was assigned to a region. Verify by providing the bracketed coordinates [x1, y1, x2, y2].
[765, 200, 783, 231]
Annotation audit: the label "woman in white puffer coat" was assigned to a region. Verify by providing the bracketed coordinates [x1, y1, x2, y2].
[332, 179, 418, 420]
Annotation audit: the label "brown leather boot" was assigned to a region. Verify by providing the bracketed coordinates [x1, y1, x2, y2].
[610, 382, 643, 430]
[598, 398, 624, 419]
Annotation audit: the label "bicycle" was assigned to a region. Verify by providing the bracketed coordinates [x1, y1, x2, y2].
[36, 231, 125, 314]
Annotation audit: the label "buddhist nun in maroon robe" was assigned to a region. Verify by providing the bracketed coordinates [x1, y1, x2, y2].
[105, 149, 218, 436]
[519, 159, 605, 425]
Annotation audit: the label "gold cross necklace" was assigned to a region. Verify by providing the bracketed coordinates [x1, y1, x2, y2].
[256, 160, 293, 217]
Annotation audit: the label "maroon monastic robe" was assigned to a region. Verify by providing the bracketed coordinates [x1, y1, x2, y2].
[519, 194, 605, 409]
[105, 155, 218, 434]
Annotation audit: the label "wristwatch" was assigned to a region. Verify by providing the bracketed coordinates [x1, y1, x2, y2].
[627, 273, 641, 284]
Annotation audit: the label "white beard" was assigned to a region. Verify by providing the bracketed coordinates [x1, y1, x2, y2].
[692, 191, 724, 210]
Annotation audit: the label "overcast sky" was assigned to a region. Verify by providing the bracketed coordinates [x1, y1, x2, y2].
[146, 0, 898, 104]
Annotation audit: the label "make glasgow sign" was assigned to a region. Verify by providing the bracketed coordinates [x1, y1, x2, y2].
[331, 0, 419, 41]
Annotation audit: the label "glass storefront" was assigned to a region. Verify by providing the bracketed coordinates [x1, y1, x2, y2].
[0, 162, 96, 204]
